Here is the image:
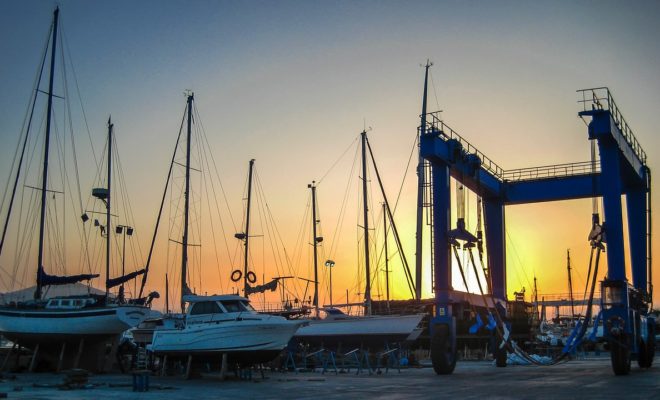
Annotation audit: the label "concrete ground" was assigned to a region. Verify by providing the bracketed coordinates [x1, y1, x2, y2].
[0, 356, 657, 400]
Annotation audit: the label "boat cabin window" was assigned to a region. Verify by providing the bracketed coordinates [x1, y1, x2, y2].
[189, 301, 223, 315]
[220, 300, 251, 313]
[46, 298, 89, 309]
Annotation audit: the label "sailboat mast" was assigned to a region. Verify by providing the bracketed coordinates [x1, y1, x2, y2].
[35, 7, 59, 300]
[243, 159, 255, 296]
[309, 181, 319, 317]
[414, 60, 431, 301]
[180, 93, 193, 312]
[105, 117, 113, 297]
[383, 202, 390, 312]
[360, 130, 371, 316]
[567, 249, 575, 319]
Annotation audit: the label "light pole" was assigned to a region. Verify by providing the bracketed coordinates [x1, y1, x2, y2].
[115, 224, 133, 292]
[325, 259, 335, 306]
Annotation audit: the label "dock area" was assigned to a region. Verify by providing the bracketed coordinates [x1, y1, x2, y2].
[0, 356, 657, 399]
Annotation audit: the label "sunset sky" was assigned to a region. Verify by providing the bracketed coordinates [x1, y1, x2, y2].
[1, 0, 659, 312]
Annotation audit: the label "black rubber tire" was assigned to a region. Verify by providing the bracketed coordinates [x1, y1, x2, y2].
[495, 346, 507, 368]
[610, 335, 631, 375]
[638, 340, 650, 368]
[647, 325, 656, 367]
[638, 329, 655, 369]
[431, 324, 456, 375]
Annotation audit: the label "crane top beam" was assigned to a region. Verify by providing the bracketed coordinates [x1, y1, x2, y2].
[421, 88, 649, 205]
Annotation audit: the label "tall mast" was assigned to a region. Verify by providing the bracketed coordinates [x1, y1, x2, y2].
[243, 159, 255, 296]
[533, 275, 539, 320]
[105, 117, 113, 297]
[361, 130, 372, 315]
[414, 60, 431, 301]
[35, 7, 59, 300]
[383, 202, 390, 312]
[567, 249, 575, 320]
[180, 93, 193, 312]
[309, 181, 320, 317]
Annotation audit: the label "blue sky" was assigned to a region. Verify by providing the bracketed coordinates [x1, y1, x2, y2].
[1, 0, 659, 308]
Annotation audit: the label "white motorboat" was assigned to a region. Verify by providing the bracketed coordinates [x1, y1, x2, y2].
[149, 294, 304, 364]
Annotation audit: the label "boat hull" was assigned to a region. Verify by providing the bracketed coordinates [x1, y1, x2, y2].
[149, 318, 302, 364]
[294, 313, 425, 347]
[0, 305, 150, 345]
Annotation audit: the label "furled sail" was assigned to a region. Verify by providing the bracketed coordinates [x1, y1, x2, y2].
[106, 268, 146, 289]
[38, 268, 99, 286]
[245, 278, 279, 295]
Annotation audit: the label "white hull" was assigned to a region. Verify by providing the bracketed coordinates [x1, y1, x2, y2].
[295, 313, 425, 344]
[149, 317, 302, 354]
[0, 305, 150, 344]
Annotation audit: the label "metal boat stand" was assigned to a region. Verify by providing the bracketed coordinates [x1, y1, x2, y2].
[0, 343, 17, 372]
[28, 344, 40, 372]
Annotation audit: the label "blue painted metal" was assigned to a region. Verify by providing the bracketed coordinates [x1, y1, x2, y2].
[483, 198, 506, 300]
[626, 188, 648, 290]
[429, 153, 452, 328]
[421, 86, 652, 373]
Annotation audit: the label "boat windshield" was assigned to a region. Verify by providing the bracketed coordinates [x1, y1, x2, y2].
[220, 300, 253, 313]
[189, 301, 223, 315]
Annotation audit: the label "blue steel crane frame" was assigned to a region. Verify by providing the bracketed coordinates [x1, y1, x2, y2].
[420, 87, 654, 375]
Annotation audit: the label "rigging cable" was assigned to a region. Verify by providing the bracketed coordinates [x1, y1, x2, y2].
[138, 102, 187, 298]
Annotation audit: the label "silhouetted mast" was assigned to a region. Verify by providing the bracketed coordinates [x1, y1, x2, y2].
[567, 249, 575, 319]
[243, 159, 255, 296]
[35, 8, 59, 299]
[309, 181, 320, 317]
[361, 130, 372, 315]
[105, 117, 113, 297]
[180, 93, 193, 312]
[415, 60, 432, 301]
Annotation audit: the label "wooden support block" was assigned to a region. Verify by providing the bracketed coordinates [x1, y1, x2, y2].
[56, 342, 67, 373]
[184, 355, 193, 380]
[220, 353, 228, 381]
[28, 344, 40, 372]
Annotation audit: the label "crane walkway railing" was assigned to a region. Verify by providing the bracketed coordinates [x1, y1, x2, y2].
[502, 161, 600, 183]
[423, 112, 601, 184]
[423, 111, 504, 178]
[578, 87, 647, 165]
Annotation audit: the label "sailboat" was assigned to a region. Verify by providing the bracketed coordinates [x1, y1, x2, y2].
[0, 8, 153, 365]
[293, 176, 424, 347]
[146, 94, 303, 364]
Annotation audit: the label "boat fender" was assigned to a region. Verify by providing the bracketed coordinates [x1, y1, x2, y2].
[246, 271, 257, 284]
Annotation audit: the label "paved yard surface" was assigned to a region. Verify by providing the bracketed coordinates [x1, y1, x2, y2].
[0, 356, 658, 399]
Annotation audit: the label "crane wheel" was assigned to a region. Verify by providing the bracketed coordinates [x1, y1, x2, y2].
[638, 327, 655, 369]
[610, 334, 631, 375]
[431, 324, 456, 375]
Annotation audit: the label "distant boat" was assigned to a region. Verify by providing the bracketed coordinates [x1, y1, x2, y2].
[294, 308, 424, 347]
[143, 94, 303, 365]
[292, 176, 424, 347]
[0, 8, 153, 357]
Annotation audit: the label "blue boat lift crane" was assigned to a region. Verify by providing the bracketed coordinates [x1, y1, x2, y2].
[420, 87, 654, 375]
